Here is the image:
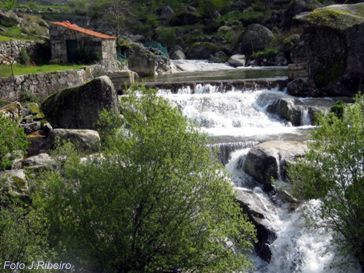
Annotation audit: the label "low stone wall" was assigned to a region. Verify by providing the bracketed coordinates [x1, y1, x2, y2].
[0, 67, 95, 102]
[0, 40, 38, 64]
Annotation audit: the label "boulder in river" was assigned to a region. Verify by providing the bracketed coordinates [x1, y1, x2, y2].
[235, 188, 278, 262]
[42, 76, 119, 130]
[292, 3, 364, 96]
[243, 141, 308, 191]
[236, 24, 275, 55]
[228, 54, 246, 67]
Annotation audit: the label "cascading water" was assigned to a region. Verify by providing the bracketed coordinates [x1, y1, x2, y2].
[158, 83, 362, 273]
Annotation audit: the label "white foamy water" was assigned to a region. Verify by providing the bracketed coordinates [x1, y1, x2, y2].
[225, 149, 362, 273]
[173, 59, 289, 73]
[173, 60, 235, 72]
[158, 83, 361, 273]
[159, 88, 306, 137]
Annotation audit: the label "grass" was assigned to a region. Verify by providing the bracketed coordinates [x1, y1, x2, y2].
[0, 26, 36, 41]
[0, 64, 86, 78]
[0, 35, 13, 41]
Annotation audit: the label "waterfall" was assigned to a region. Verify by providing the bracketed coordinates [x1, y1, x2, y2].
[158, 83, 362, 273]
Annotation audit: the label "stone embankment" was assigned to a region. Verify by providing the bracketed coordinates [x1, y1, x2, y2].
[0, 40, 38, 64]
[0, 67, 94, 102]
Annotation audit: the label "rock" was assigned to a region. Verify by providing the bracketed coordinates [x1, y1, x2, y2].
[209, 51, 228, 63]
[0, 169, 29, 204]
[21, 153, 56, 170]
[228, 54, 246, 67]
[27, 130, 50, 156]
[157, 5, 175, 21]
[170, 48, 186, 60]
[107, 70, 138, 92]
[243, 141, 308, 191]
[292, 3, 364, 96]
[266, 97, 303, 126]
[42, 76, 119, 130]
[0, 10, 21, 27]
[287, 78, 319, 97]
[127, 42, 173, 77]
[169, 11, 201, 26]
[50, 129, 101, 151]
[236, 24, 275, 55]
[283, 0, 322, 27]
[21, 121, 42, 134]
[187, 42, 221, 60]
[265, 95, 340, 126]
[235, 188, 278, 262]
[0, 102, 23, 122]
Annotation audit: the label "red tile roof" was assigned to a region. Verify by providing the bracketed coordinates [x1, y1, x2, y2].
[51, 21, 116, 40]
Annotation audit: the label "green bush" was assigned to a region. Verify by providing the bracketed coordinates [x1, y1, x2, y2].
[289, 95, 364, 268]
[17, 49, 31, 65]
[40, 87, 256, 273]
[252, 48, 279, 59]
[156, 26, 177, 48]
[0, 206, 54, 272]
[0, 115, 28, 170]
[19, 90, 40, 103]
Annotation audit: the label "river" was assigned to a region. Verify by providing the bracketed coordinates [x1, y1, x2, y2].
[156, 60, 362, 273]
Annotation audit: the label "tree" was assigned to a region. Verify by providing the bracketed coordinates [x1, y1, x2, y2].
[39, 88, 256, 273]
[289, 95, 364, 269]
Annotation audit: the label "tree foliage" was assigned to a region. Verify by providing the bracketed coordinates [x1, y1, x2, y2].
[0, 114, 28, 170]
[39, 88, 256, 273]
[289, 95, 364, 268]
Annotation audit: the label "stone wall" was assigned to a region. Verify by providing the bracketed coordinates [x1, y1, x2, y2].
[0, 66, 95, 102]
[0, 40, 38, 64]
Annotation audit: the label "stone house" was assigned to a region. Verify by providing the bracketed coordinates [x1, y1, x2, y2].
[50, 21, 118, 71]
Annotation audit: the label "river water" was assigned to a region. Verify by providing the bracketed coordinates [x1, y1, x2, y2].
[157, 61, 362, 273]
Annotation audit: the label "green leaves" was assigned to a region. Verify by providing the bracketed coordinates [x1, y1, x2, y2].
[289, 95, 364, 267]
[0, 114, 28, 170]
[40, 87, 255, 273]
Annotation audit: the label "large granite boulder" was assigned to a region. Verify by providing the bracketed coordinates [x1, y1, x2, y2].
[266, 96, 343, 126]
[243, 141, 308, 191]
[127, 42, 174, 77]
[42, 76, 119, 130]
[236, 24, 275, 55]
[292, 3, 364, 96]
[235, 188, 278, 262]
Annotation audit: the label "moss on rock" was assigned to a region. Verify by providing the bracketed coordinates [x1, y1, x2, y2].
[296, 3, 364, 30]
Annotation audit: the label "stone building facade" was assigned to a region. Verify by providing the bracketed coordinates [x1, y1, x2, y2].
[50, 21, 118, 71]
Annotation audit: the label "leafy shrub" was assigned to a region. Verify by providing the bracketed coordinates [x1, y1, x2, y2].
[0, 206, 54, 272]
[289, 95, 364, 268]
[252, 48, 279, 59]
[17, 49, 31, 65]
[40, 87, 256, 273]
[0, 115, 28, 170]
[156, 26, 177, 48]
[19, 90, 40, 103]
